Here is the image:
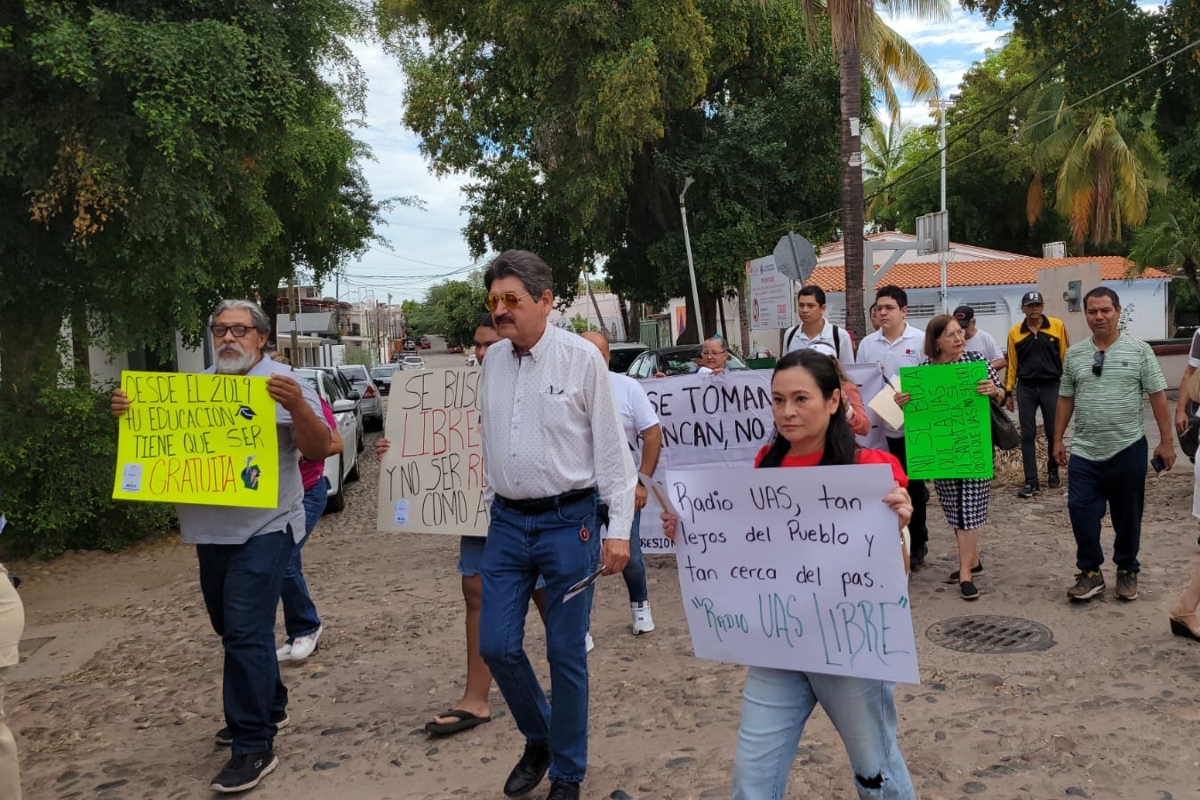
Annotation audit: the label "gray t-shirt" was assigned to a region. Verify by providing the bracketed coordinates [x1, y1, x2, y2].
[176, 357, 327, 545]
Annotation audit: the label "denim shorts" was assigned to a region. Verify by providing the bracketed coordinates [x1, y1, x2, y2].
[458, 536, 545, 589]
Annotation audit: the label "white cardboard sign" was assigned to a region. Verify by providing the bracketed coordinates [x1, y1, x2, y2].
[666, 463, 918, 683]
[376, 368, 490, 535]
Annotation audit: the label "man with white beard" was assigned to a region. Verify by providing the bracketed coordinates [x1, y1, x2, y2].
[111, 299, 331, 793]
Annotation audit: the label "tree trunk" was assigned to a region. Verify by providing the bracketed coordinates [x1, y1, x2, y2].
[737, 277, 751, 357]
[839, 33, 866, 340]
[619, 294, 639, 342]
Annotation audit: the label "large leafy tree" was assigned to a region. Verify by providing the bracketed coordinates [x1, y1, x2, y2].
[1128, 188, 1200, 302]
[0, 1, 380, 396]
[382, 0, 844, 339]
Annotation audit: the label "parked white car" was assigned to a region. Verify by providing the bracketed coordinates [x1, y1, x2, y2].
[400, 355, 426, 370]
[464, 353, 477, 367]
[294, 368, 361, 513]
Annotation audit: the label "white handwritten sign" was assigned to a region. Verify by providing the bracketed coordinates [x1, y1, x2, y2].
[376, 368, 489, 535]
[667, 464, 918, 683]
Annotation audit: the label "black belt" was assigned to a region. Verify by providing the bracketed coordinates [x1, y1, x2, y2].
[495, 488, 595, 514]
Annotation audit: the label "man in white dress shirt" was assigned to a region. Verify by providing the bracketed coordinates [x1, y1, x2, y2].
[477, 250, 636, 800]
[855, 285, 930, 566]
[783, 285, 854, 362]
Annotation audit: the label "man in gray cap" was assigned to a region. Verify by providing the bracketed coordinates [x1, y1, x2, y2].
[1004, 290, 1069, 498]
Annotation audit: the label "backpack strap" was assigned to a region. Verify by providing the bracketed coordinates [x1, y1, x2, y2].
[785, 325, 800, 350]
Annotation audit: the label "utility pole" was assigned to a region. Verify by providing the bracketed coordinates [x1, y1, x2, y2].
[287, 272, 299, 364]
[679, 176, 705, 343]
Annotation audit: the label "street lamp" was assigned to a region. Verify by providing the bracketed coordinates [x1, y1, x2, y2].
[679, 176, 705, 343]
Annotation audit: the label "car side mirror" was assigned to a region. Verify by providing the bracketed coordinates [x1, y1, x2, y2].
[332, 399, 357, 414]
[346, 390, 360, 401]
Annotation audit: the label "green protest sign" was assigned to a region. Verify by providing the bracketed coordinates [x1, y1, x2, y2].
[899, 361, 993, 479]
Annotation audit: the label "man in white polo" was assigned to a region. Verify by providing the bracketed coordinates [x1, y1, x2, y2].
[855, 285, 929, 566]
[784, 285, 854, 362]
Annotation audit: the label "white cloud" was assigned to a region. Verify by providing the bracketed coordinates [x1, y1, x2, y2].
[340, 39, 477, 304]
[885, 9, 1010, 55]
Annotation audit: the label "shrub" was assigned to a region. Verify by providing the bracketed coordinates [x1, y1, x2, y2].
[0, 381, 176, 558]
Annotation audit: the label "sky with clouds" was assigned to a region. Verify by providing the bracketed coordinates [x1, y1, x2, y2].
[336, 5, 1149, 304]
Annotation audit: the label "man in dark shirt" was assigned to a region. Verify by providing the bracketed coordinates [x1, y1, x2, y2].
[1005, 291, 1069, 498]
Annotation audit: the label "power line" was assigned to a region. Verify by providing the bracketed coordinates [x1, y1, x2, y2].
[892, 35, 1200, 196]
[784, 32, 1200, 237]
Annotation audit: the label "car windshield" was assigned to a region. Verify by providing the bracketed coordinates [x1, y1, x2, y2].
[371, 368, 393, 378]
[609, 347, 647, 373]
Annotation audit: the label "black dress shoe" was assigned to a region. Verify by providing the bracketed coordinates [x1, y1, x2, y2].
[909, 543, 928, 568]
[503, 743, 550, 797]
[546, 780, 581, 800]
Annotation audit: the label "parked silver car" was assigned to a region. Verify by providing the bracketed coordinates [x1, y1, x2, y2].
[338, 364, 384, 431]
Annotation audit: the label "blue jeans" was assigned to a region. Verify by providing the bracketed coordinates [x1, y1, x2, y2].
[622, 510, 648, 603]
[731, 667, 914, 800]
[197, 529, 294, 755]
[280, 481, 326, 640]
[1068, 437, 1148, 572]
[479, 492, 600, 784]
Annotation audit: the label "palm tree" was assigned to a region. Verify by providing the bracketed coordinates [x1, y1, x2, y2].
[788, 0, 951, 337]
[1027, 89, 1167, 248]
[1128, 190, 1200, 303]
[863, 114, 915, 230]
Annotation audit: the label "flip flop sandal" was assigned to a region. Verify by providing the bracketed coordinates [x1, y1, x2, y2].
[424, 709, 492, 737]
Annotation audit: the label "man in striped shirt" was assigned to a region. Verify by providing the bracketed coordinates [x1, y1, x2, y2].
[1053, 287, 1174, 603]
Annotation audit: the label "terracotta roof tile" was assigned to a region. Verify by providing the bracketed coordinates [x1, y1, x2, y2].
[805, 256, 1167, 292]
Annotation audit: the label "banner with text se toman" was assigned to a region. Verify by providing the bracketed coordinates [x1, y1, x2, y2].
[667, 463, 918, 683]
[377, 368, 488, 536]
[112, 371, 279, 507]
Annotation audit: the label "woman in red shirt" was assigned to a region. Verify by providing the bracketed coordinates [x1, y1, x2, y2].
[663, 349, 916, 799]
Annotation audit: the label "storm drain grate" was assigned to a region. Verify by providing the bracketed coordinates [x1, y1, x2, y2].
[926, 616, 1055, 654]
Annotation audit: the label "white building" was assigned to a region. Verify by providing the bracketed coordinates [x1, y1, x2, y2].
[745, 232, 1170, 355]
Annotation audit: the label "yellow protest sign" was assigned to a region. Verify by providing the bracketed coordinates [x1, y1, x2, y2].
[112, 371, 279, 508]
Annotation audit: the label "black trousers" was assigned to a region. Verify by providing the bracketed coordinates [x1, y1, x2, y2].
[1016, 382, 1059, 485]
[886, 436, 929, 550]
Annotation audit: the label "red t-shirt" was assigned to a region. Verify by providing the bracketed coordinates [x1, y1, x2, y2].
[753, 445, 908, 488]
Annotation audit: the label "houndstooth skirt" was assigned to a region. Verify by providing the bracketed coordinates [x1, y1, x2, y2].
[933, 478, 992, 530]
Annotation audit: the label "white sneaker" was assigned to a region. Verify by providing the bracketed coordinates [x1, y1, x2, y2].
[585, 633, 594, 653]
[275, 643, 292, 662]
[288, 626, 322, 661]
[631, 601, 655, 635]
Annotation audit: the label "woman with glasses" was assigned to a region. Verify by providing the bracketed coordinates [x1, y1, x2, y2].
[894, 314, 1004, 600]
[697, 337, 730, 374]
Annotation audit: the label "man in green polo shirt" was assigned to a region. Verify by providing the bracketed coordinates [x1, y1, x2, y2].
[1052, 287, 1175, 603]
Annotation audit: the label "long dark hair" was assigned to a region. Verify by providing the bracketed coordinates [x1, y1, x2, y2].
[757, 350, 857, 469]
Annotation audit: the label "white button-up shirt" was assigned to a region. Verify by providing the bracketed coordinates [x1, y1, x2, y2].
[480, 324, 637, 539]
[855, 323, 926, 437]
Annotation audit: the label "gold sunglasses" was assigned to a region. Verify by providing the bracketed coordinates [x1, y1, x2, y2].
[485, 291, 530, 312]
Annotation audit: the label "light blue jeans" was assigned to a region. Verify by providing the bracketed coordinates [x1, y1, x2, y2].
[731, 667, 915, 800]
